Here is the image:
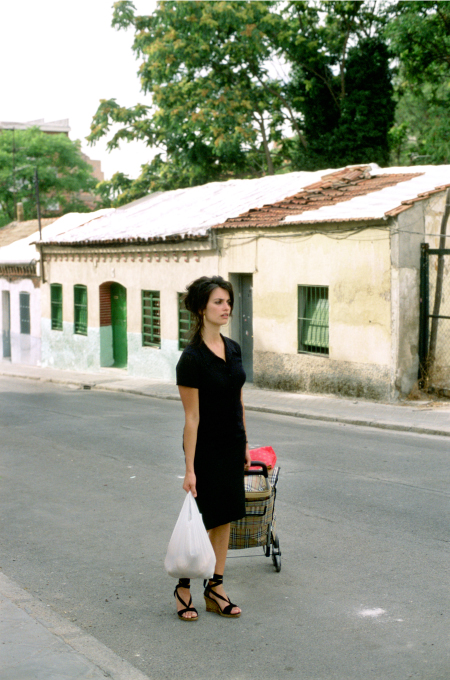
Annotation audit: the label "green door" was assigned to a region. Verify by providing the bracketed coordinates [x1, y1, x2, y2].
[110, 283, 127, 368]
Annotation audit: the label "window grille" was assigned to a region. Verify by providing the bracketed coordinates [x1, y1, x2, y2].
[142, 290, 161, 347]
[74, 285, 88, 335]
[19, 292, 30, 335]
[178, 292, 194, 350]
[298, 285, 329, 355]
[50, 284, 63, 331]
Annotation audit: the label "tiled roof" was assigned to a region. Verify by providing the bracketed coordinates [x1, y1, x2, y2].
[0, 218, 58, 248]
[212, 166, 423, 229]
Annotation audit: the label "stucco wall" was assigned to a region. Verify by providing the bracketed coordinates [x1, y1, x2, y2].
[220, 226, 393, 398]
[0, 277, 41, 365]
[41, 245, 218, 377]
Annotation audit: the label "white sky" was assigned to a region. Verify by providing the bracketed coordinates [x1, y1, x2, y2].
[0, 0, 157, 180]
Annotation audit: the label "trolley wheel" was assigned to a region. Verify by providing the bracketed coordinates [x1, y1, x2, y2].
[272, 536, 281, 572]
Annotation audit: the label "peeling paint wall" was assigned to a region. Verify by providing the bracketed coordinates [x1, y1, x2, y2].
[41, 245, 218, 377]
[220, 225, 393, 398]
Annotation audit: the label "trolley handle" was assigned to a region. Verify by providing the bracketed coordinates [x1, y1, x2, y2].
[245, 460, 269, 478]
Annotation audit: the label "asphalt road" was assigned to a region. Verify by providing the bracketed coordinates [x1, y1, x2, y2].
[0, 377, 449, 680]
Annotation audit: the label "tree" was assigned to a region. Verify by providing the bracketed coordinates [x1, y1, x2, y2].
[89, 0, 395, 203]
[386, 1, 450, 165]
[280, 2, 394, 169]
[0, 127, 97, 228]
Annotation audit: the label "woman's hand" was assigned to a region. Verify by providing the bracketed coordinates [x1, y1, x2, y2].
[183, 470, 197, 497]
[244, 443, 252, 471]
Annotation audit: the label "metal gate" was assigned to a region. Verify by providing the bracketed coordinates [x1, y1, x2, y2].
[419, 243, 450, 393]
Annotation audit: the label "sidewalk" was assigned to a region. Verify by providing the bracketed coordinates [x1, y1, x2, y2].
[1, 360, 450, 437]
[1, 362, 449, 679]
[0, 573, 151, 680]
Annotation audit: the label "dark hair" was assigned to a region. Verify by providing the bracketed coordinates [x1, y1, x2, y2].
[183, 276, 234, 346]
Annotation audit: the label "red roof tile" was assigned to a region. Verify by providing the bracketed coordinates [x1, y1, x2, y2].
[212, 166, 423, 229]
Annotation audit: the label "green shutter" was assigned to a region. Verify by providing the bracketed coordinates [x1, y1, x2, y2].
[50, 284, 63, 331]
[298, 286, 329, 355]
[142, 290, 161, 347]
[19, 292, 30, 335]
[178, 292, 193, 350]
[74, 285, 88, 335]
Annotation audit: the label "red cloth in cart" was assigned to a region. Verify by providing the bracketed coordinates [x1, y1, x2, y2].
[249, 446, 277, 469]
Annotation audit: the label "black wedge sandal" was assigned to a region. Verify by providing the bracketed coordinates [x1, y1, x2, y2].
[174, 578, 198, 621]
[203, 573, 241, 618]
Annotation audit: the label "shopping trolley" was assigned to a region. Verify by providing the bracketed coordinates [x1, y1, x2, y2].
[229, 460, 281, 572]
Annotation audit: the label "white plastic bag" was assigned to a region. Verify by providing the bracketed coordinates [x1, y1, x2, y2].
[164, 492, 216, 579]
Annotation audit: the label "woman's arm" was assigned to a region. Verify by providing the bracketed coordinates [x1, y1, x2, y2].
[178, 385, 200, 496]
[241, 390, 252, 470]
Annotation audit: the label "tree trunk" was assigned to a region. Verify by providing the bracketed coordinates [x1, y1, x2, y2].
[258, 116, 274, 175]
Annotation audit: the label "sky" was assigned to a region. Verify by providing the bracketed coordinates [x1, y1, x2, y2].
[1, 0, 157, 180]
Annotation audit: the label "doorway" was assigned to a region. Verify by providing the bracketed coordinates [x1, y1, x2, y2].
[99, 282, 128, 368]
[111, 283, 127, 368]
[2, 291, 11, 359]
[230, 274, 253, 382]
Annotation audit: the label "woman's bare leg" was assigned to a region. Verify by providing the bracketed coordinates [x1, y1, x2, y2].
[208, 523, 240, 615]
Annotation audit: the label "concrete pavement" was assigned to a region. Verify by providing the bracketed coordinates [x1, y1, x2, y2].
[0, 360, 449, 680]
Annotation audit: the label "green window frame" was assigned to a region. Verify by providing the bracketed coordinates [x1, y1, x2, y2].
[74, 284, 88, 336]
[178, 292, 194, 350]
[19, 292, 31, 335]
[298, 285, 329, 356]
[50, 283, 63, 331]
[142, 290, 161, 348]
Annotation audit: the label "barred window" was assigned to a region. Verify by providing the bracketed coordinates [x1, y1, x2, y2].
[74, 285, 88, 335]
[178, 292, 194, 350]
[142, 290, 161, 348]
[298, 285, 329, 355]
[19, 292, 30, 335]
[50, 284, 63, 331]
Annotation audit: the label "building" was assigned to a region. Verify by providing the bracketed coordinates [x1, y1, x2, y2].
[0, 218, 57, 364]
[35, 164, 450, 400]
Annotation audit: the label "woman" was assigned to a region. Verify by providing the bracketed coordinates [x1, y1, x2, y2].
[174, 275, 251, 621]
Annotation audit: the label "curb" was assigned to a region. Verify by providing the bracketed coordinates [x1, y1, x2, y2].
[0, 572, 152, 680]
[2, 370, 450, 439]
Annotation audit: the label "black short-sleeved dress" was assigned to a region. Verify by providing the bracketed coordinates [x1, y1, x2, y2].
[176, 335, 247, 530]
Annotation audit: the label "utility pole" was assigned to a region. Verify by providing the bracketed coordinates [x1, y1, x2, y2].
[34, 167, 42, 240]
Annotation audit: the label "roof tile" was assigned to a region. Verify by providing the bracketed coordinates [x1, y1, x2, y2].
[213, 167, 423, 230]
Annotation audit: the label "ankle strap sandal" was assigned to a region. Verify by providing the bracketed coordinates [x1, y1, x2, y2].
[174, 578, 198, 621]
[203, 573, 241, 618]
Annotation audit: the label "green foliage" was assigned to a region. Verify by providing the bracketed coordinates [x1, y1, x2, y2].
[0, 128, 97, 227]
[89, 1, 396, 203]
[387, 1, 450, 165]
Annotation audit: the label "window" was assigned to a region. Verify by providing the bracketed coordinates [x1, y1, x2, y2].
[298, 285, 329, 355]
[74, 285, 88, 335]
[19, 292, 30, 335]
[50, 284, 63, 331]
[178, 292, 194, 350]
[142, 290, 161, 348]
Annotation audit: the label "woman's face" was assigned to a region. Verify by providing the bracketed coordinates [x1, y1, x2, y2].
[203, 287, 232, 327]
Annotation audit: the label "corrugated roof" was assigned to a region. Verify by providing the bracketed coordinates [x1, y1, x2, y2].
[35, 163, 450, 249]
[40, 170, 329, 246]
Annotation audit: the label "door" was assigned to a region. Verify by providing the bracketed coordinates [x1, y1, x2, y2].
[419, 243, 450, 391]
[231, 274, 253, 382]
[110, 283, 127, 368]
[2, 291, 11, 359]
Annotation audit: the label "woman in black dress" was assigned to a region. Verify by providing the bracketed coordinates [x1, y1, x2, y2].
[174, 276, 251, 621]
